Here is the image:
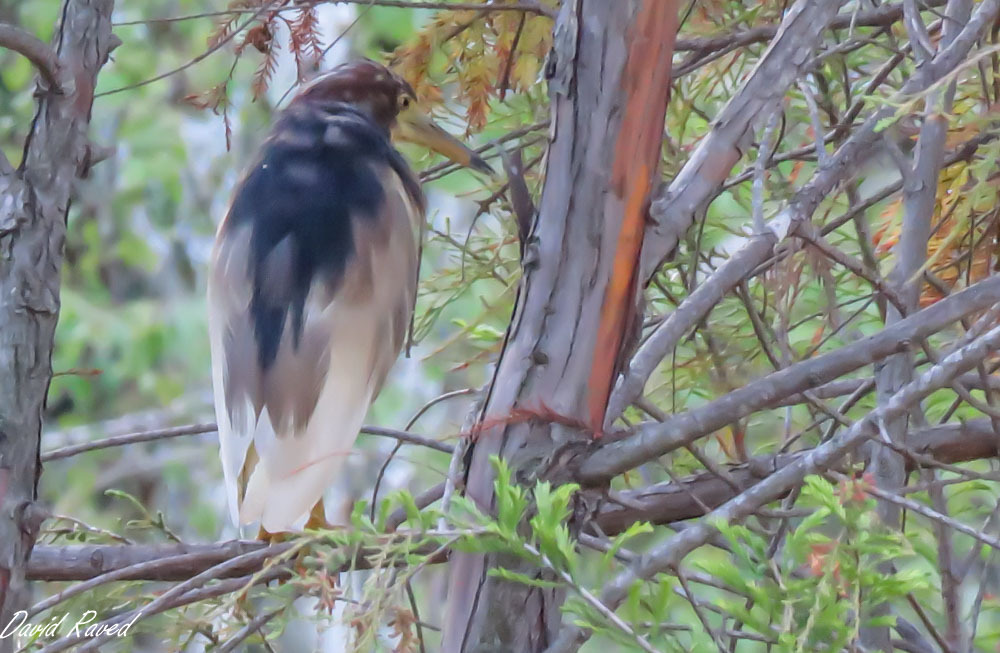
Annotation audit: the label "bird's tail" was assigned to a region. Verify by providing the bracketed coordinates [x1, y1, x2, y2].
[238, 322, 377, 532]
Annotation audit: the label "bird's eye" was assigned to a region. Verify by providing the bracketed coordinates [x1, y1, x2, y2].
[400, 96, 411, 109]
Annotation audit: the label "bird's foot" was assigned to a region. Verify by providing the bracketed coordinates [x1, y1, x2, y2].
[255, 525, 290, 544]
[303, 498, 335, 531]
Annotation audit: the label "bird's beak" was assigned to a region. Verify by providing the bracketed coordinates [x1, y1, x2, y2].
[394, 105, 494, 175]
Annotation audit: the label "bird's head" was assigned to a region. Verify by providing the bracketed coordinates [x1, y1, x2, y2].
[294, 59, 493, 175]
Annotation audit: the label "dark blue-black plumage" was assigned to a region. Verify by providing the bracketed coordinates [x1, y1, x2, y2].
[223, 100, 422, 370]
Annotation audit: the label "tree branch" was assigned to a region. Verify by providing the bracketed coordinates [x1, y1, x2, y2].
[40, 422, 453, 462]
[26, 532, 454, 584]
[864, 2, 974, 645]
[638, 0, 848, 284]
[113, 0, 556, 25]
[595, 418, 1000, 534]
[0, 23, 60, 90]
[40, 423, 217, 462]
[24, 415, 999, 585]
[617, 0, 1000, 423]
[583, 275, 1000, 484]
[27, 540, 290, 583]
[549, 319, 1000, 653]
[673, 1, 944, 53]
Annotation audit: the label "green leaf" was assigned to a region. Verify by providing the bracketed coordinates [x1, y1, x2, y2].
[104, 489, 153, 521]
[489, 567, 562, 589]
[602, 521, 653, 567]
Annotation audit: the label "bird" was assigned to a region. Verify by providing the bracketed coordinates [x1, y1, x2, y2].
[207, 59, 492, 535]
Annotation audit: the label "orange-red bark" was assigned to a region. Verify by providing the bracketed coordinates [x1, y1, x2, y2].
[588, 0, 678, 435]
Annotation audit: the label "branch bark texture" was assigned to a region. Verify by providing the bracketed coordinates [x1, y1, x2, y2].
[0, 2, 116, 646]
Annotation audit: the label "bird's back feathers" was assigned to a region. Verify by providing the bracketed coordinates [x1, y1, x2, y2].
[208, 101, 423, 531]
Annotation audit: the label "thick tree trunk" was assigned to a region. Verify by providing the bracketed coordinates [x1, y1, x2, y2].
[442, 2, 675, 650]
[0, 2, 115, 646]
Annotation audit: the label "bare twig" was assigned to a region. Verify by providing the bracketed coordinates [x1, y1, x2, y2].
[752, 110, 783, 234]
[904, 0, 936, 60]
[40, 422, 452, 462]
[218, 609, 281, 653]
[919, 468, 963, 649]
[95, 3, 277, 97]
[41, 423, 217, 461]
[797, 78, 829, 166]
[829, 470, 1000, 554]
[113, 0, 556, 25]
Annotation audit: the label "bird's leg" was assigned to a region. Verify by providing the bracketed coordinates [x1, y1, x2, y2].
[304, 497, 333, 531]
[255, 525, 288, 544]
[235, 526, 287, 616]
[302, 498, 346, 589]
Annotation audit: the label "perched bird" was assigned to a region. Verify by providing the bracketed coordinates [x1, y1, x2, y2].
[208, 60, 491, 534]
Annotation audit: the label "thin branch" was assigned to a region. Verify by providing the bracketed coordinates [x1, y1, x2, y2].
[369, 387, 475, 517]
[919, 468, 963, 649]
[904, 0, 936, 60]
[113, 0, 556, 25]
[588, 274, 1000, 484]
[95, 3, 277, 98]
[673, 1, 944, 53]
[360, 425, 453, 453]
[752, 109, 782, 233]
[217, 609, 281, 653]
[795, 222, 907, 313]
[41, 423, 216, 461]
[676, 569, 727, 652]
[610, 236, 779, 420]
[40, 422, 452, 461]
[0, 23, 60, 90]
[797, 78, 829, 166]
[43, 514, 133, 545]
[828, 470, 1000, 554]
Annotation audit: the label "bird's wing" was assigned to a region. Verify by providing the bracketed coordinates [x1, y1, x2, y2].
[208, 165, 420, 532]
